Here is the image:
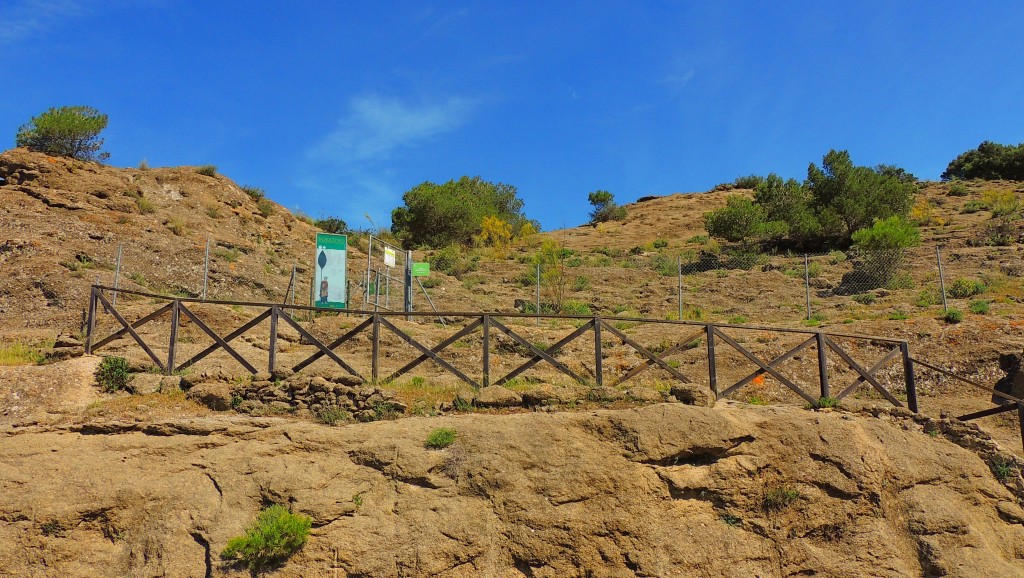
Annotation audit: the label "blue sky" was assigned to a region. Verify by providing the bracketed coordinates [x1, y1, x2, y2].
[2, 1, 1022, 231]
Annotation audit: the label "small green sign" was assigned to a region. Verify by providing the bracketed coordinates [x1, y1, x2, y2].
[412, 262, 430, 277]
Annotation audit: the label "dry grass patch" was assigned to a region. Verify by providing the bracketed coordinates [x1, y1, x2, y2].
[81, 389, 210, 421]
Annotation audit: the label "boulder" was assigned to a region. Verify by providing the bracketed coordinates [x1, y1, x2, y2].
[587, 386, 625, 402]
[521, 384, 584, 406]
[185, 382, 236, 411]
[670, 383, 715, 407]
[625, 386, 664, 403]
[475, 386, 523, 408]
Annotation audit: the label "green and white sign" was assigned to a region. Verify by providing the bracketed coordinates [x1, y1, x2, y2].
[412, 262, 430, 277]
[314, 233, 347, 309]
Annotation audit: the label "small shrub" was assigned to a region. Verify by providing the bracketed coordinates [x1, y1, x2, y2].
[195, 165, 217, 177]
[747, 396, 768, 405]
[204, 204, 220, 219]
[652, 238, 669, 249]
[804, 312, 826, 327]
[947, 181, 969, 196]
[96, 356, 132, 392]
[915, 289, 938, 307]
[572, 275, 591, 292]
[315, 216, 347, 234]
[852, 293, 876, 305]
[962, 200, 988, 214]
[419, 276, 442, 288]
[969, 300, 990, 315]
[889, 310, 909, 320]
[220, 505, 311, 571]
[948, 277, 986, 299]
[241, 185, 265, 200]
[729, 315, 748, 324]
[316, 406, 350, 425]
[733, 174, 764, 189]
[166, 218, 187, 236]
[136, 197, 156, 214]
[561, 300, 592, 315]
[763, 486, 800, 511]
[943, 308, 964, 324]
[138, 159, 150, 171]
[425, 427, 457, 449]
[257, 198, 274, 218]
[215, 248, 240, 263]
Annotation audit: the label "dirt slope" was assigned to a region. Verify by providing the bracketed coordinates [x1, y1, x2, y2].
[2, 402, 1024, 577]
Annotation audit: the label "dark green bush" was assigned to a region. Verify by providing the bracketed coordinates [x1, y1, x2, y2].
[948, 277, 986, 299]
[733, 174, 764, 189]
[96, 356, 131, 393]
[315, 216, 348, 234]
[221, 505, 311, 571]
[962, 200, 988, 214]
[943, 308, 964, 324]
[942, 141, 1024, 181]
[429, 246, 478, 279]
[241, 185, 264, 200]
[16, 106, 109, 161]
[947, 181, 970, 196]
[588, 190, 628, 224]
[391, 176, 535, 248]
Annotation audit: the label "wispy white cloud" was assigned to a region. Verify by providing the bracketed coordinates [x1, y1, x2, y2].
[0, 0, 85, 45]
[299, 94, 479, 227]
[308, 95, 477, 164]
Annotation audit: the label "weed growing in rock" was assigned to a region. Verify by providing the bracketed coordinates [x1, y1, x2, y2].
[0, 340, 50, 366]
[747, 396, 768, 405]
[763, 486, 800, 511]
[720, 514, 742, 527]
[817, 396, 840, 409]
[96, 356, 132, 393]
[889, 310, 909, 320]
[352, 493, 364, 507]
[195, 165, 217, 177]
[221, 505, 311, 571]
[316, 406, 351, 425]
[948, 277, 986, 299]
[425, 427, 457, 449]
[991, 456, 1017, 482]
[40, 520, 66, 537]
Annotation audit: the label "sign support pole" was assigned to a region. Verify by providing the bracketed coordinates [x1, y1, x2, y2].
[404, 250, 413, 320]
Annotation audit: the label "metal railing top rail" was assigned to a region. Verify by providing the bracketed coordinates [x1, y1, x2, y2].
[90, 284, 909, 344]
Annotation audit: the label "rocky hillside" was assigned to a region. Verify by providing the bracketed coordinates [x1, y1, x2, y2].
[3, 402, 1024, 577]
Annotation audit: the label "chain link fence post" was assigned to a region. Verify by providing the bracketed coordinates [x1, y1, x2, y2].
[804, 254, 811, 321]
[936, 245, 948, 312]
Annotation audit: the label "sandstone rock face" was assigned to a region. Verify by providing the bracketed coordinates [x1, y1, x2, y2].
[2, 404, 1024, 577]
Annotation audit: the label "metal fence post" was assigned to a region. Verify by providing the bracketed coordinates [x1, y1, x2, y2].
[536, 262, 541, 326]
[804, 254, 811, 321]
[112, 243, 123, 307]
[202, 238, 210, 300]
[594, 316, 603, 386]
[677, 255, 682, 321]
[404, 250, 413, 320]
[371, 313, 380, 382]
[936, 246, 948, 312]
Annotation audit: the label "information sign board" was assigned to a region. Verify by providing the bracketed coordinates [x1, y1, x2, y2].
[314, 233, 347, 309]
